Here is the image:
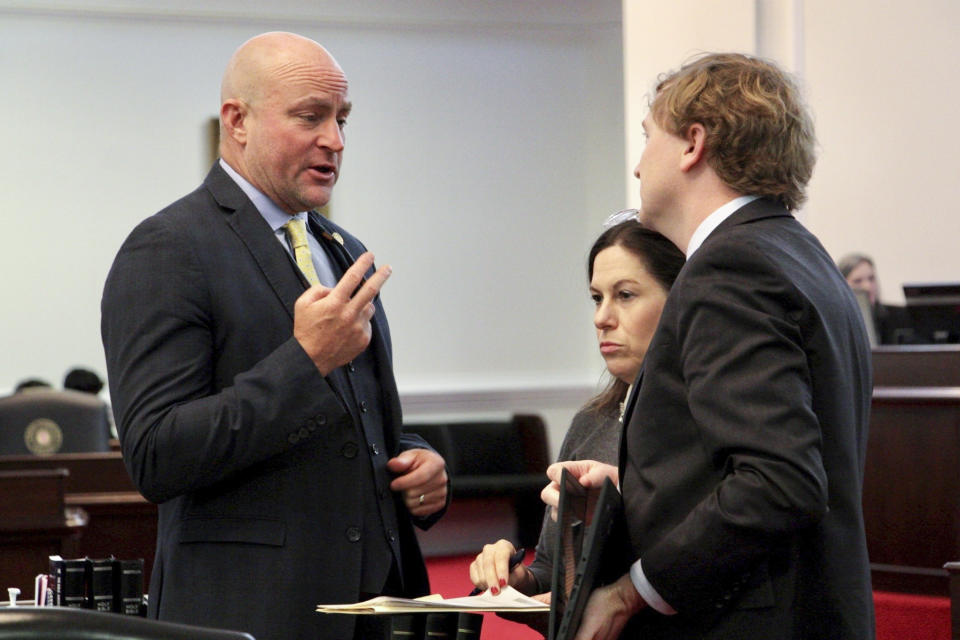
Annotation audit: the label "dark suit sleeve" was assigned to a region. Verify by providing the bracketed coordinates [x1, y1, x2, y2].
[101, 214, 350, 504]
[641, 241, 829, 611]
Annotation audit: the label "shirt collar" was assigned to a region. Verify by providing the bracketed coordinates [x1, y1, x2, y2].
[219, 159, 304, 231]
[685, 195, 761, 259]
[620, 382, 634, 424]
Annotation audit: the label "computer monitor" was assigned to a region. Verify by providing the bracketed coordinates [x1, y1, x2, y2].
[902, 282, 960, 344]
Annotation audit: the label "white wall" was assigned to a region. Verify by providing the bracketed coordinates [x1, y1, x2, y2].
[802, 0, 960, 304]
[0, 1, 624, 454]
[623, 0, 756, 203]
[623, 0, 960, 305]
[4, 0, 958, 456]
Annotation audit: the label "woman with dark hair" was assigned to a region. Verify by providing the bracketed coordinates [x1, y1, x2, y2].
[467, 218, 684, 602]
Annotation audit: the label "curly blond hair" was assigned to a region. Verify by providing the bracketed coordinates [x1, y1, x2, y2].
[651, 52, 816, 211]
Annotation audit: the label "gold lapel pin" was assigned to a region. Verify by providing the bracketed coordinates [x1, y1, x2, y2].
[331, 232, 344, 246]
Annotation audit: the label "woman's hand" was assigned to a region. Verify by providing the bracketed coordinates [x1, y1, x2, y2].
[542, 460, 620, 520]
[468, 539, 535, 595]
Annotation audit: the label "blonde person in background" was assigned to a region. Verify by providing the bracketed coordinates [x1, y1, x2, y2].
[838, 252, 915, 344]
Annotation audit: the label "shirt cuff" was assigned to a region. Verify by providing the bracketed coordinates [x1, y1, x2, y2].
[629, 559, 677, 615]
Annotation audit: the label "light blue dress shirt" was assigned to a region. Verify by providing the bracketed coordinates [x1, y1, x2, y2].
[219, 159, 338, 287]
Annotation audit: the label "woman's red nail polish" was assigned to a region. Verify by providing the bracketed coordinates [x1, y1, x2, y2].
[499, 578, 507, 587]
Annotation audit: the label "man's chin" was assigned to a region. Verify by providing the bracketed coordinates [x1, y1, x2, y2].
[298, 189, 332, 212]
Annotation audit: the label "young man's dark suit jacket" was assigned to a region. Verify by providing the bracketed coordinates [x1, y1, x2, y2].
[619, 198, 874, 639]
[101, 164, 443, 640]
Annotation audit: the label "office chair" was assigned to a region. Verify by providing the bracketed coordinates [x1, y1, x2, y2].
[0, 607, 255, 640]
[405, 414, 550, 547]
[0, 389, 111, 455]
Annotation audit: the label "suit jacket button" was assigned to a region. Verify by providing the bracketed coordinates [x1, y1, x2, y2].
[316, 414, 327, 425]
[341, 442, 358, 458]
[288, 432, 300, 444]
[346, 527, 361, 543]
[298, 427, 310, 440]
[359, 400, 368, 413]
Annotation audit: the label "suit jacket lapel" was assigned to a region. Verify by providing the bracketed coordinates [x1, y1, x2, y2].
[204, 164, 303, 321]
[306, 212, 404, 434]
[618, 366, 644, 481]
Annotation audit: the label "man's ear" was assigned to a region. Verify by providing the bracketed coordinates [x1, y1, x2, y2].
[679, 122, 707, 172]
[221, 99, 248, 144]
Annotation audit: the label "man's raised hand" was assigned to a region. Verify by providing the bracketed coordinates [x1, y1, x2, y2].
[293, 252, 391, 375]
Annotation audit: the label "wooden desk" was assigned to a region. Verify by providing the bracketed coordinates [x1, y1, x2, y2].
[872, 345, 960, 387]
[864, 347, 960, 595]
[65, 491, 156, 583]
[0, 452, 138, 494]
[0, 469, 86, 599]
[0, 454, 157, 594]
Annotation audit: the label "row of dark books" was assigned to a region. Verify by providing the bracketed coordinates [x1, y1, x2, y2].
[43, 555, 144, 615]
[391, 612, 483, 640]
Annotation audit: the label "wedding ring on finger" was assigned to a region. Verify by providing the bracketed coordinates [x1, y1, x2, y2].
[418, 494, 425, 505]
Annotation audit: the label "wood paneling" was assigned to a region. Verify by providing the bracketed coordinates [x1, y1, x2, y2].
[0, 454, 156, 600]
[864, 347, 960, 595]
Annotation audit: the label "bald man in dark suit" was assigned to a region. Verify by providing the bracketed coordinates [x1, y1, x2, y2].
[101, 32, 448, 640]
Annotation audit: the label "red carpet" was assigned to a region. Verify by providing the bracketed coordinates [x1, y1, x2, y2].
[874, 590, 950, 640]
[426, 554, 543, 640]
[426, 556, 952, 640]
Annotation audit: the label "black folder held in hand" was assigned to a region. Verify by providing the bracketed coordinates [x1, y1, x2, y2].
[547, 468, 624, 640]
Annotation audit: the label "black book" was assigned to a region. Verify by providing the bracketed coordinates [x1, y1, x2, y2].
[48, 555, 86, 608]
[423, 612, 459, 639]
[113, 558, 145, 615]
[455, 612, 483, 640]
[86, 557, 115, 611]
[390, 613, 424, 639]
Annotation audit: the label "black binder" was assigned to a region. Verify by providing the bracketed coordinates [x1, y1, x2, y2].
[455, 612, 483, 639]
[390, 613, 424, 639]
[113, 558, 144, 615]
[48, 555, 86, 608]
[547, 469, 623, 640]
[85, 557, 114, 611]
[424, 612, 458, 639]
[389, 612, 482, 640]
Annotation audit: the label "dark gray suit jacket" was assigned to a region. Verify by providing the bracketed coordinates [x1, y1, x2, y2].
[101, 164, 439, 640]
[619, 198, 874, 639]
